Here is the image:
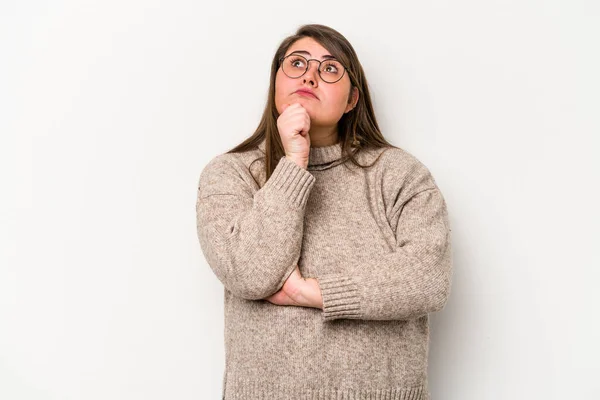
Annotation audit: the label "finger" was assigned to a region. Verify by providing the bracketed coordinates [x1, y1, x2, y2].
[284, 103, 305, 113]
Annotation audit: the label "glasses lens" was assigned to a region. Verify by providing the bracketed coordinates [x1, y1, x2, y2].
[282, 55, 308, 78]
[282, 55, 345, 83]
[319, 60, 344, 83]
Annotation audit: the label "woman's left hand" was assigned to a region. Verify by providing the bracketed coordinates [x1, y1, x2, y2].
[264, 265, 323, 309]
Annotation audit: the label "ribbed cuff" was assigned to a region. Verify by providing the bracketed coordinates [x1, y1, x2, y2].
[260, 156, 316, 209]
[318, 274, 361, 321]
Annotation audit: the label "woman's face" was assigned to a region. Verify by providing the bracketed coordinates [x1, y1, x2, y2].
[275, 37, 357, 129]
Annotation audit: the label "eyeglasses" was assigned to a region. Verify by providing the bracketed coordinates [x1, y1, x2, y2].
[279, 54, 348, 84]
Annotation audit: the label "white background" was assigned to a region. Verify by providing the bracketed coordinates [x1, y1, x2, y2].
[1, 1, 599, 399]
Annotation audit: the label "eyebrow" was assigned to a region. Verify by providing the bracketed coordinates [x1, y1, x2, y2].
[288, 50, 336, 60]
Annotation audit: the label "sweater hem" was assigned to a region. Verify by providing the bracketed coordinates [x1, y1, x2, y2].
[224, 380, 429, 399]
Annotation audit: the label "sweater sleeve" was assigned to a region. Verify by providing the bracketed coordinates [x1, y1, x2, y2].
[196, 154, 316, 300]
[316, 162, 453, 322]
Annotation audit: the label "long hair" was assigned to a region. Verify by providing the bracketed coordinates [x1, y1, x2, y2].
[226, 23, 398, 181]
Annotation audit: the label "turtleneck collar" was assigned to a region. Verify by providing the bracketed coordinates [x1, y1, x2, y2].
[257, 137, 348, 171]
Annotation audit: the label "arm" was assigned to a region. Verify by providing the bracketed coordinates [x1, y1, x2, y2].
[317, 165, 453, 322]
[196, 154, 315, 300]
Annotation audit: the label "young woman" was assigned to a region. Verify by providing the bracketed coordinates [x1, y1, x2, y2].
[196, 23, 453, 400]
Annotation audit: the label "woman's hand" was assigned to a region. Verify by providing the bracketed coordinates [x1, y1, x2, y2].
[264, 265, 323, 309]
[277, 103, 311, 166]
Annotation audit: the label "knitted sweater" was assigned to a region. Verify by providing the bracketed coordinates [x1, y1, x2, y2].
[196, 137, 453, 400]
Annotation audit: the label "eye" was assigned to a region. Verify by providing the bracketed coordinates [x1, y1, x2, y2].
[289, 56, 306, 69]
[323, 63, 339, 73]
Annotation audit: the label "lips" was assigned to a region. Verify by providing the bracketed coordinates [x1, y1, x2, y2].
[295, 89, 318, 99]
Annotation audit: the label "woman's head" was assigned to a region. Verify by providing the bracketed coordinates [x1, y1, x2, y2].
[227, 24, 395, 179]
[274, 36, 359, 136]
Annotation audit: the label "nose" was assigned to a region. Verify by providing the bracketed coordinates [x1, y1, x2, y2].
[303, 60, 320, 86]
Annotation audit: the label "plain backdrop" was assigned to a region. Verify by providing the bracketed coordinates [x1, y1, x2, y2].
[1, 1, 599, 399]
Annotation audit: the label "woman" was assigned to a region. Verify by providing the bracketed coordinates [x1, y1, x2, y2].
[196, 23, 453, 400]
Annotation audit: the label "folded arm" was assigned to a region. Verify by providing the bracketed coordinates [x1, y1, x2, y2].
[196, 155, 315, 300]
[317, 166, 453, 322]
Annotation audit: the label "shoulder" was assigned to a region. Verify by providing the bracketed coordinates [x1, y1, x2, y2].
[371, 145, 439, 191]
[197, 147, 264, 198]
[370, 146, 450, 230]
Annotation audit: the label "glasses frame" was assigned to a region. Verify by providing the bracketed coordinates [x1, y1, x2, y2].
[278, 54, 349, 84]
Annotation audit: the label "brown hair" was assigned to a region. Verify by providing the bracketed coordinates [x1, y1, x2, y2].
[225, 23, 398, 180]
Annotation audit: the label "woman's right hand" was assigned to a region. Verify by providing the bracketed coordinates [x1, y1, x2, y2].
[277, 103, 311, 167]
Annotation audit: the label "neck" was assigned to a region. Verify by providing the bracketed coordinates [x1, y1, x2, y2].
[308, 124, 339, 147]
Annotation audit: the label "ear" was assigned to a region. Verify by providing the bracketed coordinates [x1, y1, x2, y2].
[344, 86, 359, 114]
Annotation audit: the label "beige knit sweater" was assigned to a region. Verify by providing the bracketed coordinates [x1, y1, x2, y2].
[196, 137, 453, 400]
